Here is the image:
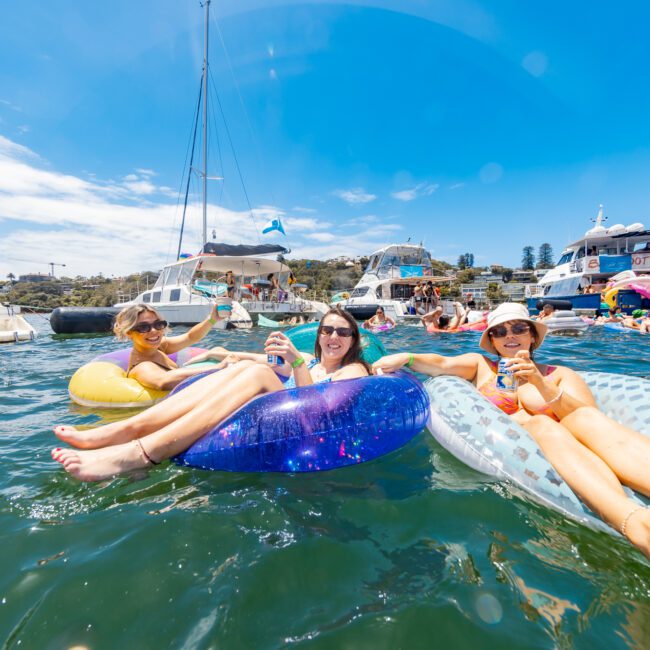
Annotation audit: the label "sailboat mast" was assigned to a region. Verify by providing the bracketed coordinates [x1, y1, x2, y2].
[202, 0, 210, 249]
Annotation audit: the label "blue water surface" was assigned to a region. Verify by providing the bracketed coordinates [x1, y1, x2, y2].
[1, 315, 649, 649]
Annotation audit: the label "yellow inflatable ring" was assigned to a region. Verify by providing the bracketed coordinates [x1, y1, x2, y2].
[68, 347, 210, 408]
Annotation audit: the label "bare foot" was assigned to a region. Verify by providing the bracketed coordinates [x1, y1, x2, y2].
[51, 441, 157, 482]
[54, 423, 139, 450]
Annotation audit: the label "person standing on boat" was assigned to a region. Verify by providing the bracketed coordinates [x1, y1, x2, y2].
[225, 270, 236, 299]
[373, 303, 650, 558]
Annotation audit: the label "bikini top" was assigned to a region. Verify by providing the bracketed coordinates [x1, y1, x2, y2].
[477, 359, 559, 420]
[284, 358, 333, 389]
[127, 347, 178, 376]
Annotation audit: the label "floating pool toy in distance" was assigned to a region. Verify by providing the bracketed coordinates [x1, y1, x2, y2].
[173, 371, 429, 472]
[68, 347, 212, 408]
[362, 321, 395, 334]
[425, 372, 650, 536]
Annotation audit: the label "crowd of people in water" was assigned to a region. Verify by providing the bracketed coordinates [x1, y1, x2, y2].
[51, 298, 650, 559]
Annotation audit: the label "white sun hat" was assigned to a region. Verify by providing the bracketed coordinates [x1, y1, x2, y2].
[479, 302, 548, 355]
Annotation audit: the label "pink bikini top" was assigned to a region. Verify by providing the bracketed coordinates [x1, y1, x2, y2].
[478, 359, 559, 420]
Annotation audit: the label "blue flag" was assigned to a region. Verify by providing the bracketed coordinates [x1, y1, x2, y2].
[262, 217, 286, 236]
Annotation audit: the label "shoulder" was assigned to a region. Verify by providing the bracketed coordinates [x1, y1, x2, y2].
[333, 362, 369, 380]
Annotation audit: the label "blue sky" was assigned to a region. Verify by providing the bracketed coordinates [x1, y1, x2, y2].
[1, 0, 650, 278]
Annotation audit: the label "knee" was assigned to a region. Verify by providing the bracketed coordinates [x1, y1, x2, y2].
[562, 405, 600, 427]
[524, 415, 568, 443]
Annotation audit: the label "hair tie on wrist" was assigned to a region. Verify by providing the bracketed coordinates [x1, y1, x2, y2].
[406, 353, 415, 368]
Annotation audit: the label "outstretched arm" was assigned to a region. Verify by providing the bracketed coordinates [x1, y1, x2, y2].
[130, 362, 219, 391]
[373, 352, 481, 381]
[163, 304, 219, 353]
[187, 345, 267, 365]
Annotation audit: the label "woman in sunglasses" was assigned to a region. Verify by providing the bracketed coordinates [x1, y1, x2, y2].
[111, 303, 222, 391]
[374, 303, 650, 556]
[52, 307, 369, 481]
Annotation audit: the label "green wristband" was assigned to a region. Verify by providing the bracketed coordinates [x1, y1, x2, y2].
[208, 317, 217, 325]
[405, 353, 415, 368]
[291, 357, 305, 369]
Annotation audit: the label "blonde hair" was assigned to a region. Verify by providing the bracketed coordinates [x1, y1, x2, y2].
[113, 304, 165, 341]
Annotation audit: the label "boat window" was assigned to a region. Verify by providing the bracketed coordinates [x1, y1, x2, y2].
[557, 252, 573, 265]
[165, 266, 181, 286]
[152, 291, 161, 302]
[633, 241, 650, 252]
[179, 260, 198, 286]
[350, 287, 370, 298]
[169, 289, 181, 302]
[157, 268, 170, 288]
[576, 248, 586, 259]
[142, 293, 151, 303]
[365, 255, 380, 273]
[390, 284, 412, 300]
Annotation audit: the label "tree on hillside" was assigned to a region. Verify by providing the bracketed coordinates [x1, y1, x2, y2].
[7, 273, 15, 283]
[537, 243, 554, 269]
[521, 246, 536, 270]
[456, 253, 474, 269]
[501, 268, 514, 283]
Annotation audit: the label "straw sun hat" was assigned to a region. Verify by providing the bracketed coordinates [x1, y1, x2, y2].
[479, 303, 548, 355]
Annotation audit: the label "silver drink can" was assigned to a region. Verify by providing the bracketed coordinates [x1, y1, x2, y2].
[267, 354, 284, 366]
[495, 358, 517, 392]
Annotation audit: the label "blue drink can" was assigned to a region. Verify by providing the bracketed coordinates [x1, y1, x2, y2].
[267, 354, 285, 366]
[496, 358, 517, 392]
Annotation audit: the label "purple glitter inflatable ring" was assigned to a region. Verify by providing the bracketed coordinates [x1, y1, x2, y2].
[172, 371, 430, 473]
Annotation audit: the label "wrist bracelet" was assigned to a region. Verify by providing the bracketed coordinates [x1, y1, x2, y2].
[208, 317, 217, 325]
[291, 357, 305, 369]
[545, 388, 564, 405]
[405, 353, 415, 368]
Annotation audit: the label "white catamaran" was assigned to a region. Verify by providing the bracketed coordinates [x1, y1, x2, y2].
[117, 0, 328, 327]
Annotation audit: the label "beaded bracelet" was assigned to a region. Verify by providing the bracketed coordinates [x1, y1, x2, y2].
[621, 505, 647, 538]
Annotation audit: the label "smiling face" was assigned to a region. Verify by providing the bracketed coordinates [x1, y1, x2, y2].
[317, 313, 355, 364]
[128, 310, 165, 350]
[488, 319, 535, 358]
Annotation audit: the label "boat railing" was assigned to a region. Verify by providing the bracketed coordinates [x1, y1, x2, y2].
[525, 284, 546, 298]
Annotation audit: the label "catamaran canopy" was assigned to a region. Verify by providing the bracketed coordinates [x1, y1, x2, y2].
[202, 243, 290, 257]
[193, 254, 289, 276]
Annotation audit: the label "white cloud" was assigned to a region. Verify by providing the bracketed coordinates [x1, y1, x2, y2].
[522, 51, 548, 78]
[333, 187, 377, 205]
[291, 206, 316, 214]
[305, 232, 336, 242]
[391, 182, 439, 202]
[449, 182, 465, 190]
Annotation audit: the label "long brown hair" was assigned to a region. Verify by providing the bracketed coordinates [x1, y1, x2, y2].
[314, 307, 371, 372]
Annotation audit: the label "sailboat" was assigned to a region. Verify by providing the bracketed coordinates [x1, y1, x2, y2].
[116, 0, 328, 327]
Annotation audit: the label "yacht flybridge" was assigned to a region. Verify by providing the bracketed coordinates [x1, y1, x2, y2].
[526, 206, 650, 310]
[337, 243, 448, 321]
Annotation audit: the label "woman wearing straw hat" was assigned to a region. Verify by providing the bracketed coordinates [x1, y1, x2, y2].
[373, 302, 650, 557]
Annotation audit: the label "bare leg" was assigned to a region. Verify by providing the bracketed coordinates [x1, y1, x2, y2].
[54, 360, 258, 449]
[52, 364, 284, 482]
[524, 415, 650, 558]
[560, 406, 650, 496]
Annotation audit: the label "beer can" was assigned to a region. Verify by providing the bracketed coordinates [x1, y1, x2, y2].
[267, 354, 285, 366]
[495, 358, 517, 392]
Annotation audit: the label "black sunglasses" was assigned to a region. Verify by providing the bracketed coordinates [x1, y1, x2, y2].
[130, 319, 168, 334]
[489, 322, 530, 338]
[319, 325, 354, 337]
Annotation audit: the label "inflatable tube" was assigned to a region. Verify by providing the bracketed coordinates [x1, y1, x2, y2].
[285, 322, 387, 365]
[535, 299, 573, 312]
[51, 307, 120, 335]
[425, 372, 650, 535]
[362, 321, 395, 333]
[68, 347, 211, 408]
[456, 321, 487, 332]
[604, 288, 619, 310]
[603, 322, 645, 334]
[542, 310, 590, 335]
[629, 282, 650, 300]
[173, 371, 429, 472]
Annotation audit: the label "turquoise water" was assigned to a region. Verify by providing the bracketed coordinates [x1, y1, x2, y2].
[2, 316, 650, 648]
